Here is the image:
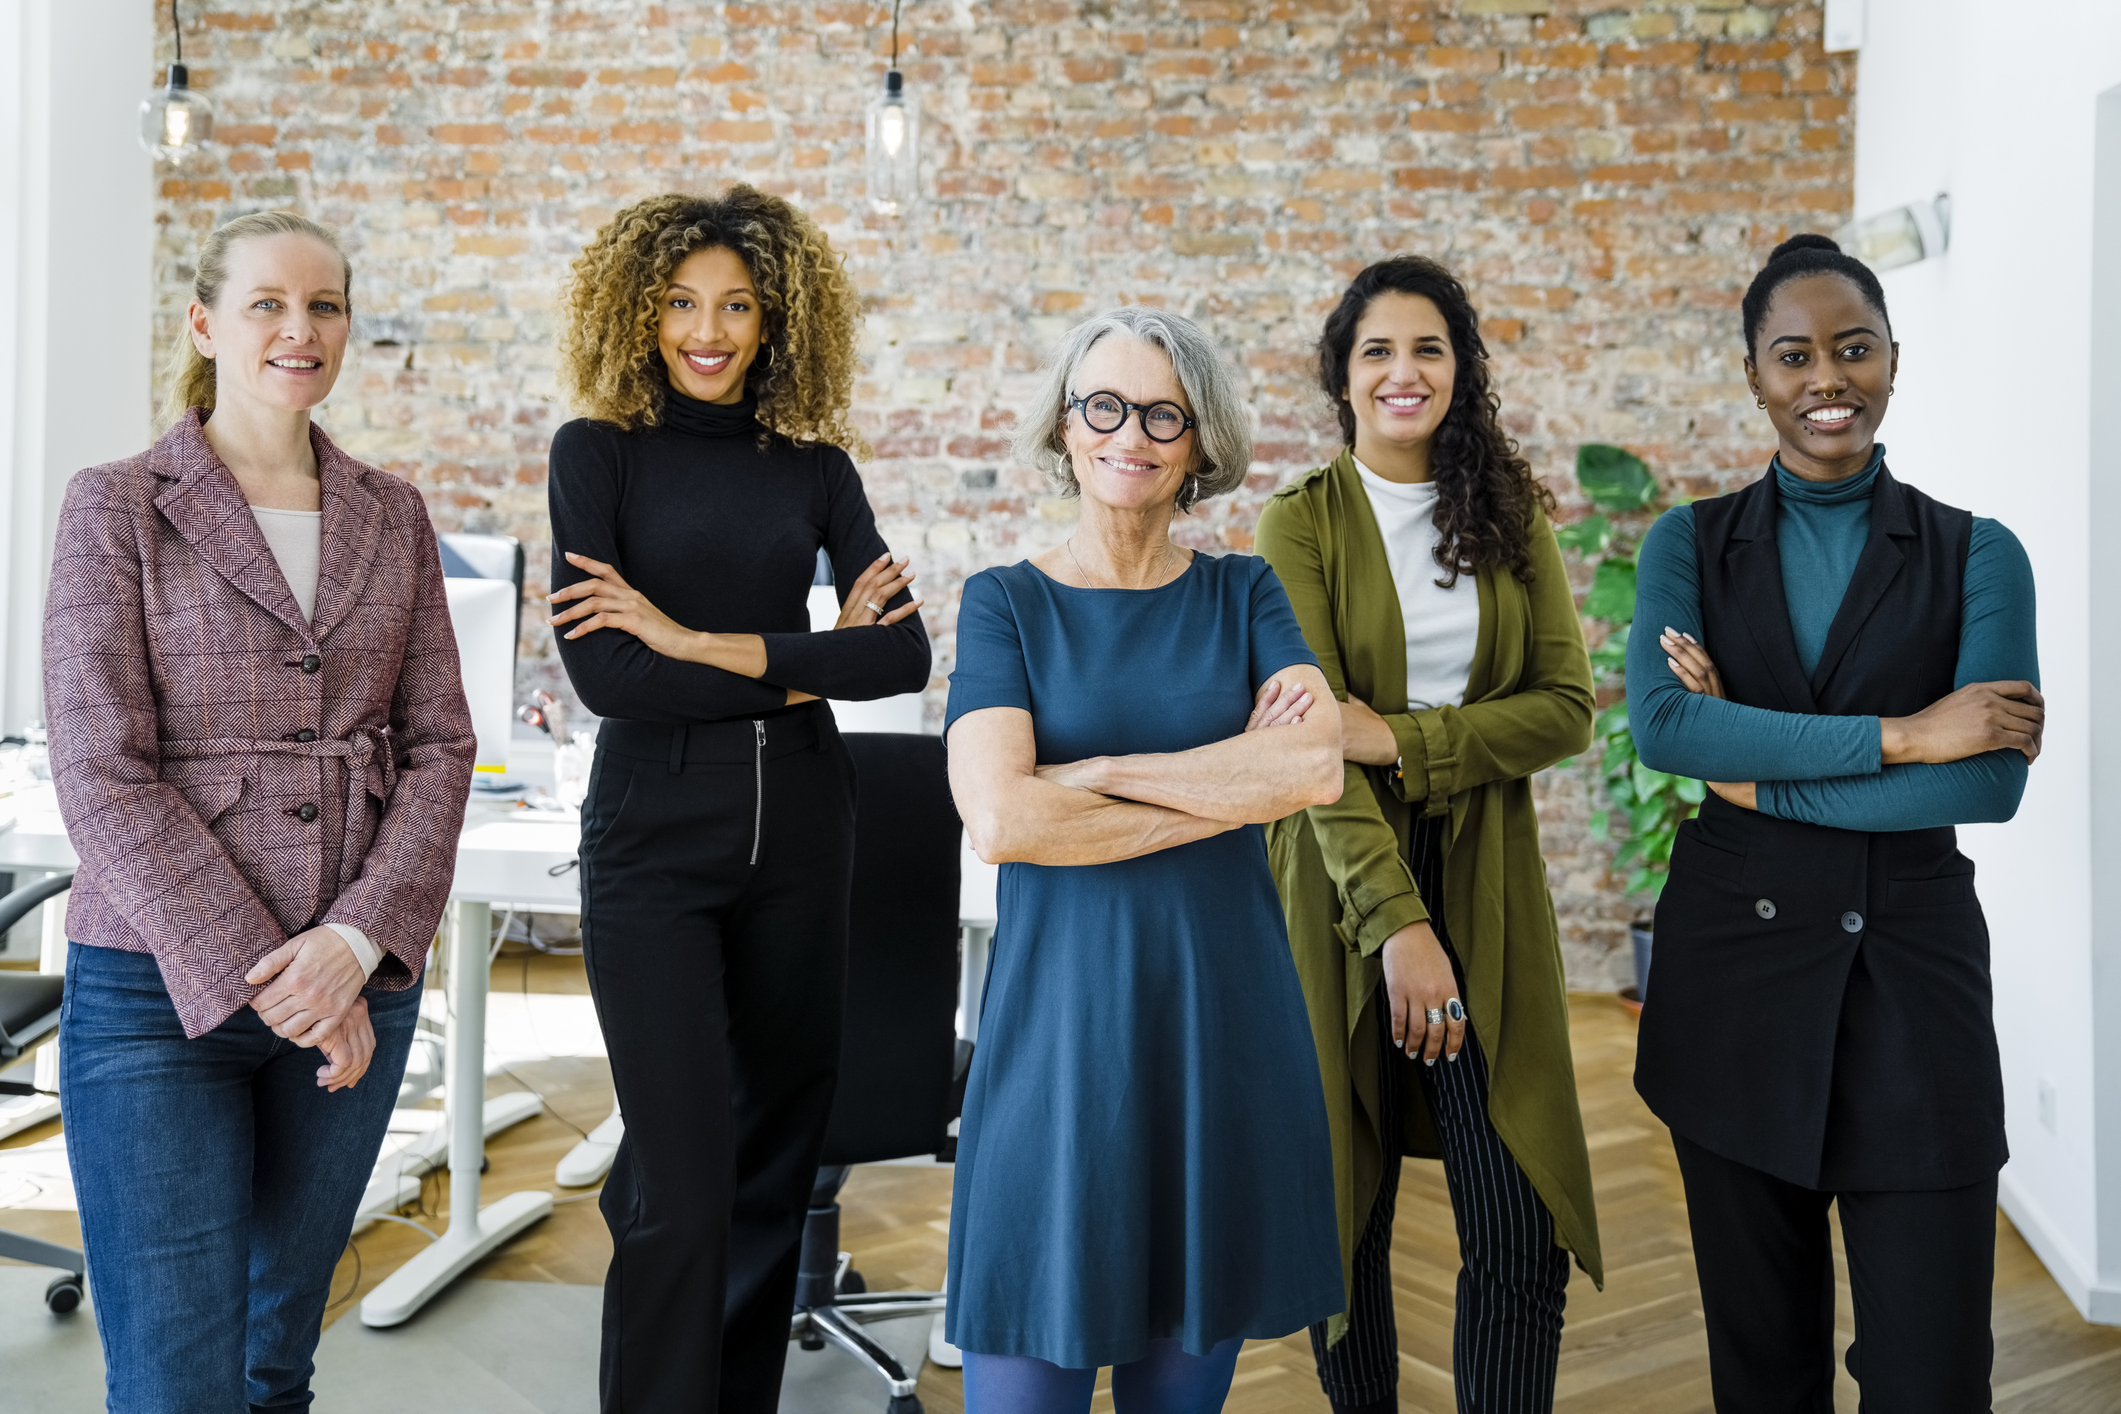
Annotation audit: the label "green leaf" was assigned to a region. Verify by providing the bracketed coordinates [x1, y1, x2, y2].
[1583, 558, 1639, 625]
[1554, 513, 1612, 558]
[1577, 444, 1657, 512]
[1628, 799, 1667, 837]
[1588, 809, 1609, 841]
[1595, 701, 1630, 737]
[1643, 830, 1676, 865]
[1614, 835, 1647, 867]
[1625, 866, 1666, 899]
[1674, 776, 1707, 805]
[1605, 776, 1639, 811]
[1631, 758, 1675, 800]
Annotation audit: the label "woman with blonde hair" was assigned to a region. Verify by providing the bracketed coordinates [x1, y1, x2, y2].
[45, 210, 474, 1408]
[546, 184, 929, 1412]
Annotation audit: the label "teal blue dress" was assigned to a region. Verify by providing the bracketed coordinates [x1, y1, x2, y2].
[941, 553, 1344, 1368]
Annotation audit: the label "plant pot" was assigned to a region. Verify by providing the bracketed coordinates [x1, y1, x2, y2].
[1629, 919, 1653, 1002]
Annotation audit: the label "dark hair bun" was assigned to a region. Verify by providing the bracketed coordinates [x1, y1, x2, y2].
[1768, 233, 1842, 263]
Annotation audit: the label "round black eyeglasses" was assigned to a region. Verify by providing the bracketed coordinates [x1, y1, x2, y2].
[1068, 391, 1196, 443]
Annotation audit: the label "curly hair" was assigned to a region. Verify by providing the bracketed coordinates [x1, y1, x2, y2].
[557, 185, 868, 455]
[1319, 255, 1555, 586]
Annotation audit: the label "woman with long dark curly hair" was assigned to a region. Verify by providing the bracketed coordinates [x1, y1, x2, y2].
[1256, 255, 1602, 1414]
[545, 184, 929, 1412]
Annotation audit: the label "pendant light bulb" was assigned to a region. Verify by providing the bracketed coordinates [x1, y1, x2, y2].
[140, 3, 214, 163]
[865, 68, 919, 218]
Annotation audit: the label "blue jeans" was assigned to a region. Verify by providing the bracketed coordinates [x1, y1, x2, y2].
[59, 942, 422, 1412]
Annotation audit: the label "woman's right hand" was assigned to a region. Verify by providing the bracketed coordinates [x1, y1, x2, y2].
[833, 554, 921, 629]
[1883, 681, 2045, 764]
[1380, 920, 1465, 1065]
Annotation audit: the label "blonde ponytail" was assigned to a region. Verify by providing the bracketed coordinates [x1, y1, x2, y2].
[160, 210, 352, 427]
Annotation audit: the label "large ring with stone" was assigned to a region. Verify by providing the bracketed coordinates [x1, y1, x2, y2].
[1424, 1007, 1446, 1026]
[863, 600, 884, 615]
[1445, 997, 1466, 1023]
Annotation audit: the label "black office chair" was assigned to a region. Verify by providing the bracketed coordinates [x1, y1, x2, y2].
[0, 872, 85, 1314]
[789, 732, 963, 1414]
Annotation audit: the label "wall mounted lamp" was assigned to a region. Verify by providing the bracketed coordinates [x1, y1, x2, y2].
[138, 0, 214, 163]
[1836, 193, 1951, 273]
[865, 0, 919, 217]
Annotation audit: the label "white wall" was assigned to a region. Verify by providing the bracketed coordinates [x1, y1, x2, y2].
[1854, 0, 2121, 1322]
[0, 2, 154, 734]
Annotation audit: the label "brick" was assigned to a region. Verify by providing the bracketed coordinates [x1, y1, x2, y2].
[433, 124, 507, 145]
[700, 119, 773, 143]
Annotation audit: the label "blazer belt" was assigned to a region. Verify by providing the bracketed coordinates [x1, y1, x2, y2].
[159, 726, 398, 827]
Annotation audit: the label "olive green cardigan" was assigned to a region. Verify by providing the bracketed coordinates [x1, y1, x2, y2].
[1256, 452, 1604, 1340]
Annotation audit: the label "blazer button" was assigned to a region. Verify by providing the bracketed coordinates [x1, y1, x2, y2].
[1841, 910, 1864, 934]
[293, 728, 317, 743]
[295, 802, 319, 823]
[1754, 899, 1777, 920]
[300, 654, 321, 674]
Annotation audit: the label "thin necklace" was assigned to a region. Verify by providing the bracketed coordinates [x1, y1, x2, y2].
[1066, 535, 1175, 589]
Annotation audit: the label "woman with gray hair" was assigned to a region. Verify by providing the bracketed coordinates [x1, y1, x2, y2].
[943, 307, 1347, 1411]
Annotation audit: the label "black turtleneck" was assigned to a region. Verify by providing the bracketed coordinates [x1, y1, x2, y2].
[547, 389, 930, 724]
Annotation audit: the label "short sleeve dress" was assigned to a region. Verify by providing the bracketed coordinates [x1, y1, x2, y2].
[941, 552, 1344, 1368]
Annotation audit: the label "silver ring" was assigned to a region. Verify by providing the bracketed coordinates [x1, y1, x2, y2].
[1445, 997, 1466, 1023]
[863, 600, 884, 614]
[1423, 1008, 1446, 1026]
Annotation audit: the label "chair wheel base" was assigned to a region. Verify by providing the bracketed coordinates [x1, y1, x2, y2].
[886, 1397, 923, 1414]
[44, 1274, 83, 1315]
[799, 1331, 826, 1351]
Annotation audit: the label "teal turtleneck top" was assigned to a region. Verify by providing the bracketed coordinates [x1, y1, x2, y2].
[1626, 447, 2039, 831]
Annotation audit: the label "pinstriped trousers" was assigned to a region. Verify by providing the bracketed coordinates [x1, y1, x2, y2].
[1308, 813, 1571, 1413]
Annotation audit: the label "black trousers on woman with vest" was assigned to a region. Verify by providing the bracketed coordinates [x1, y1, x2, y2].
[1636, 468, 2001, 1413]
[579, 705, 856, 1413]
[1309, 811, 1571, 1414]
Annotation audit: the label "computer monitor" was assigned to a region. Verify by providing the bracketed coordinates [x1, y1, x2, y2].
[444, 577, 517, 781]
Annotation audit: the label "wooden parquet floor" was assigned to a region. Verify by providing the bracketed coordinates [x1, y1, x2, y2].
[7, 955, 2119, 1412]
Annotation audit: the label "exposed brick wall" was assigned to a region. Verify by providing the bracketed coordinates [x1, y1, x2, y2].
[150, 0, 1855, 987]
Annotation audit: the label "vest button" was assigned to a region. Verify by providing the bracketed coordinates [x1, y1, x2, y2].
[1841, 910, 1864, 934]
[293, 728, 317, 743]
[1754, 899, 1777, 920]
[300, 654, 321, 674]
[295, 802, 318, 823]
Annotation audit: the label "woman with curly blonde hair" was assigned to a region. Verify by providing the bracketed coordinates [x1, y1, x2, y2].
[545, 184, 929, 1413]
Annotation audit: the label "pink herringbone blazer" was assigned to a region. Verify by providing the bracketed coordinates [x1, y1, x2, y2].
[43, 410, 475, 1038]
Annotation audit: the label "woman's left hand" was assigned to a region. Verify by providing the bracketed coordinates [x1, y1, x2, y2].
[833, 554, 922, 629]
[1708, 781, 1759, 811]
[316, 998, 376, 1092]
[549, 552, 698, 658]
[1660, 627, 1727, 700]
[246, 926, 367, 1046]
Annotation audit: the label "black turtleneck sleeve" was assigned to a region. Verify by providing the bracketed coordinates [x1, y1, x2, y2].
[547, 400, 929, 725]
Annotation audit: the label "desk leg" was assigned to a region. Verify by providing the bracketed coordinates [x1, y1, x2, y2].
[359, 900, 553, 1328]
[959, 924, 993, 1046]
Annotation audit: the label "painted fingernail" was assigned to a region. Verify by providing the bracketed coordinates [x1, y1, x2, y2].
[1424, 1057, 1436, 1067]
[1446, 1051, 1458, 1062]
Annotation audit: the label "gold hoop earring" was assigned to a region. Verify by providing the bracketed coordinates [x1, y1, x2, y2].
[1755, 396, 1766, 410]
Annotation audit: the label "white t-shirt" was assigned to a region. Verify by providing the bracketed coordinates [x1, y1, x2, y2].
[1352, 456, 1479, 710]
[248, 505, 381, 979]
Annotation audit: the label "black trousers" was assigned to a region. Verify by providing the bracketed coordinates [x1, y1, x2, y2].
[1672, 1132, 1996, 1414]
[1309, 813, 1570, 1414]
[579, 716, 856, 1413]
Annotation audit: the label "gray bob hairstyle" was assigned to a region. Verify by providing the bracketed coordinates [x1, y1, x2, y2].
[1011, 306, 1251, 514]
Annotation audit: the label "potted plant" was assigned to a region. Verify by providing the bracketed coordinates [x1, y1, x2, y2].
[1555, 445, 1706, 1013]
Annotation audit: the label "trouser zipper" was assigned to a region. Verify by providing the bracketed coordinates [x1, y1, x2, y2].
[750, 719, 766, 866]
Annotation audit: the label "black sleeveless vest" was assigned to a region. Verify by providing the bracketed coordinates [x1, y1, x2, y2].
[1633, 463, 2004, 1191]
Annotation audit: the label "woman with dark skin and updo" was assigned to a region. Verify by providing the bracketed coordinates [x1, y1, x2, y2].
[1630, 233, 2043, 1411]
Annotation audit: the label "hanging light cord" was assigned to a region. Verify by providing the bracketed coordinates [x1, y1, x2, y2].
[890, 0, 903, 67]
[171, 0, 183, 67]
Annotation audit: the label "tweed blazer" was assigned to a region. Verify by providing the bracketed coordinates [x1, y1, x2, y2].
[42, 410, 475, 1038]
